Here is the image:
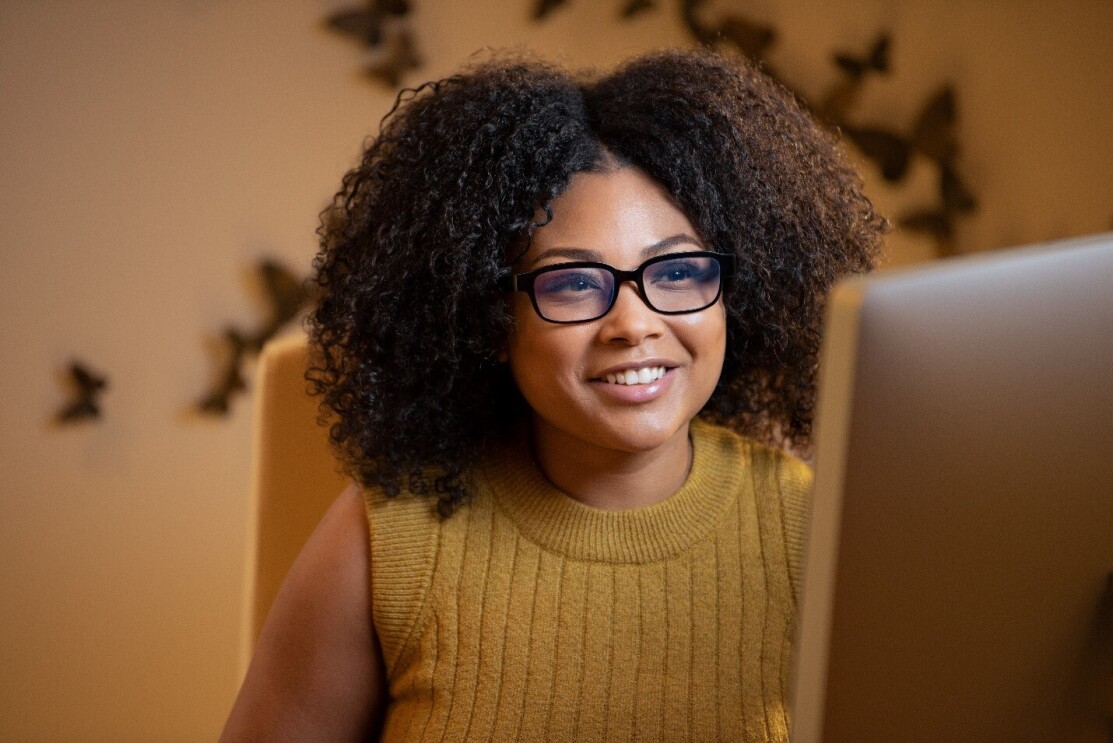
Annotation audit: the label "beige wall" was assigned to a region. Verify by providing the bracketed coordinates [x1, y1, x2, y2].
[1, 1, 1110, 740]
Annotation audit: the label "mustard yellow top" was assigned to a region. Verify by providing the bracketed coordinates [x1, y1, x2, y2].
[363, 419, 812, 742]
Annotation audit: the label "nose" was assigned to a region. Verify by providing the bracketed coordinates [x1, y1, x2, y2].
[596, 281, 664, 346]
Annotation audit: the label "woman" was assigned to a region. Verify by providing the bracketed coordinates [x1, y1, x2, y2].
[222, 48, 884, 741]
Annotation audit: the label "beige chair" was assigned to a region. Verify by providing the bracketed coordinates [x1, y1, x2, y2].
[238, 333, 348, 673]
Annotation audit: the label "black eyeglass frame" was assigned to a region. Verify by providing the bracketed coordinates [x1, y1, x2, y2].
[500, 251, 736, 324]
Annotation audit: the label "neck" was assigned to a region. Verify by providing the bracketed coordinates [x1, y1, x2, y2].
[528, 419, 694, 510]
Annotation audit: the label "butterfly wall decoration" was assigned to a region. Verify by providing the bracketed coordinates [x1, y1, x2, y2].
[682, 0, 778, 69]
[620, 0, 656, 20]
[326, 0, 420, 89]
[532, 0, 569, 20]
[817, 33, 891, 124]
[56, 361, 108, 424]
[198, 330, 252, 416]
[197, 259, 313, 416]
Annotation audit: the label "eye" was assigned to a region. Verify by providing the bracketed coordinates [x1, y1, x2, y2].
[534, 267, 611, 303]
[647, 256, 717, 289]
[552, 274, 599, 292]
[661, 264, 695, 281]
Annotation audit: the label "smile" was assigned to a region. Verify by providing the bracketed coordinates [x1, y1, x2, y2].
[602, 366, 668, 386]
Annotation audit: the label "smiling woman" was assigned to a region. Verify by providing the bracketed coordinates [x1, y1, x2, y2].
[221, 48, 885, 742]
[505, 165, 728, 508]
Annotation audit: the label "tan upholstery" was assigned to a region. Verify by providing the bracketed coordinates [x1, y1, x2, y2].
[238, 333, 348, 672]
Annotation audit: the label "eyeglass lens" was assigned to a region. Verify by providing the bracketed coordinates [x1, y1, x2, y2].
[532, 254, 722, 322]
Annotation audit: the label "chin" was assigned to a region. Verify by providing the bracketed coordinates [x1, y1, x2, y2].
[591, 417, 691, 454]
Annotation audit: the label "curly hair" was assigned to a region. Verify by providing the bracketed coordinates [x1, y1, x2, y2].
[308, 48, 886, 515]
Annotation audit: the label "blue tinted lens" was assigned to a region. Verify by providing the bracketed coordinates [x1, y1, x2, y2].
[643, 255, 721, 311]
[533, 266, 614, 321]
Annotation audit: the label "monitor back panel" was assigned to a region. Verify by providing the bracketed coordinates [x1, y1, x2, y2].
[793, 234, 1113, 742]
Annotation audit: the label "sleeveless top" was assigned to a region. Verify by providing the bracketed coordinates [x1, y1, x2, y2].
[362, 419, 812, 742]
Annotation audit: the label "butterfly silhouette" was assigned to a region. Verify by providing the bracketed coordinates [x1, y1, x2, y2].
[834, 33, 890, 81]
[326, 0, 419, 89]
[364, 27, 421, 89]
[197, 259, 313, 416]
[254, 260, 311, 344]
[533, 0, 569, 20]
[899, 160, 978, 250]
[326, 0, 410, 46]
[717, 13, 777, 61]
[681, 0, 776, 61]
[57, 361, 108, 423]
[621, 0, 655, 19]
[819, 33, 891, 123]
[841, 85, 962, 184]
[198, 329, 251, 416]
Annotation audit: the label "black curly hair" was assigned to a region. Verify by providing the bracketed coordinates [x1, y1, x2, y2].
[308, 48, 886, 515]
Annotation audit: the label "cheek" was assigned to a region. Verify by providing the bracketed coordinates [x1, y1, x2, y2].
[505, 309, 582, 403]
[683, 306, 728, 393]
[711, 310, 727, 365]
[682, 305, 727, 360]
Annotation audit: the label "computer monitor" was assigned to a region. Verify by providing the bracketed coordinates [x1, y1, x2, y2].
[792, 233, 1113, 742]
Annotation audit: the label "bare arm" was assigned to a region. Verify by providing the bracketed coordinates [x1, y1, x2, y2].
[220, 484, 388, 742]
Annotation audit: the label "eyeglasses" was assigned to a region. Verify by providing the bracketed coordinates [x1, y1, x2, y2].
[501, 251, 734, 324]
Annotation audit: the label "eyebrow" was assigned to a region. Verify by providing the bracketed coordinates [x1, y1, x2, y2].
[526, 233, 704, 269]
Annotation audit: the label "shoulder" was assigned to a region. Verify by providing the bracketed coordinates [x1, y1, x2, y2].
[361, 479, 446, 553]
[361, 483, 447, 675]
[691, 417, 813, 494]
[746, 439, 812, 568]
[709, 420, 811, 530]
[692, 418, 813, 591]
[220, 484, 385, 740]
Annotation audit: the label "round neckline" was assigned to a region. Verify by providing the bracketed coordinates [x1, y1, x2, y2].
[477, 419, 746, 564]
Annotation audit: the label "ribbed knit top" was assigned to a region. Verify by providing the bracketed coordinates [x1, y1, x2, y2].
[363, 419, 812, 742]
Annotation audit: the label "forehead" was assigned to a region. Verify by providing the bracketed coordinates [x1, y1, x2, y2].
[523, 166, 701, 268]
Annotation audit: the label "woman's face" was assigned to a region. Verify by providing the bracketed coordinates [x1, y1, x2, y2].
[506, 165, 727, 459]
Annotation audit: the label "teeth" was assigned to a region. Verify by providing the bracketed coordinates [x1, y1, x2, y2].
[603, 366, 667, 385]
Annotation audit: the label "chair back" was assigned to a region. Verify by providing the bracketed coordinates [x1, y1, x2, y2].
[239, 333, 348, 671]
